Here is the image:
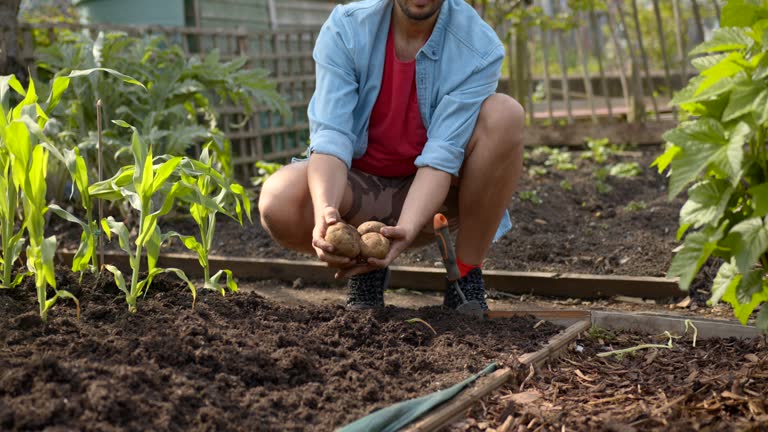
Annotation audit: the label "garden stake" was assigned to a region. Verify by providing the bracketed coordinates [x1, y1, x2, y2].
[433, 213, 485, 318]
[96, 99, 104, 270]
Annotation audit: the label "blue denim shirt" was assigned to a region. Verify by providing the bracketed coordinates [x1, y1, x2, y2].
[307, 0, 512, 241]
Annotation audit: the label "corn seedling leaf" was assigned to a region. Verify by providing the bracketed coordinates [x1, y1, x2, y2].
[41, 236, 57, 289]
[52, 289, 81, 320]
[164, 268, 197, 308]
[150, 157, 182, 194]
[144, 225, 162, 274]
[103, 264, 129, 295]
[210, 269, 238, 295]
[11, 78, 37, 120]
[103, 217, 133, 258]
[0, 75, 25, 112]
[48, 204, 87, 229]
[66, 67, 146, 90]
[44, 76, 71, 113]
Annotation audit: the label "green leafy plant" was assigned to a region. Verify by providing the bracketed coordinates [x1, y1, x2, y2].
[624, 200, 648, 212]
[519, 190, 543, 205]
[608, 162, 642, 178]
[593, 168, 613, 194]
[34, 31, 288, 195]
[581, 137, 614, 164]
[654, 0, 768, 330]
[560, 179, 573, 191]
[527, 165, 548, 177]
[251, 160, 283, 187]
[545, 148, 578, 171]
[176, 144, 252, 295]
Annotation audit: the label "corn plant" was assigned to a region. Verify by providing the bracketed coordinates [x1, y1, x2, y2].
[91, 122, 231, 312]
[654, 0, 768, 331]
[48, 146, 100, 274]
[1, 68, 142, 320]
[174, 144, 251, 295]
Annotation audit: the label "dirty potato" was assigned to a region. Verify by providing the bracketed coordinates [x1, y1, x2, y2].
[360, 232, 390, 260]
[325, 223, 361, 258]
[357, 221, 387, 236]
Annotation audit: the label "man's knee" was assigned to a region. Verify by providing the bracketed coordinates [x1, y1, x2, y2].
[478, 93, 525, 145]
[257, 167, 308, 247]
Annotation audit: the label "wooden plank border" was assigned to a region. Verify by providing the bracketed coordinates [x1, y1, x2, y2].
[55, 251, 684, 300]
[591, 310, 764, 340]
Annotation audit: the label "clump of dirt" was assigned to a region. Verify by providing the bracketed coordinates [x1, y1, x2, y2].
[462, 330, 768, 431]
[0, 271, 562, 431]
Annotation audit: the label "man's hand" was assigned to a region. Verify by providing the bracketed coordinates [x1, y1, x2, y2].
[334, 224, 418, 279]
[312, 205, 355, 268]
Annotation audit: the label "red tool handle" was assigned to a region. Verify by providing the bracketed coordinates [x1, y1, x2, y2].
[433, 213, 460, 281]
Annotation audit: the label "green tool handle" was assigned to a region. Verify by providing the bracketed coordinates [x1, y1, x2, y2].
[434, 213, 460, 282]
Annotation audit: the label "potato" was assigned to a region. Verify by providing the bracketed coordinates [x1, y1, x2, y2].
[360, 232, 390, 260]
[357, 221, 387, 235]
[325, 223, 360, 258]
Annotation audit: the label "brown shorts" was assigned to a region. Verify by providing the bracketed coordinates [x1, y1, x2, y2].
[341, 168, 460, 249]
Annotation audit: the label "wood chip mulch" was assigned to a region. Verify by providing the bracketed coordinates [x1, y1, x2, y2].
[453, 330, 768, 432]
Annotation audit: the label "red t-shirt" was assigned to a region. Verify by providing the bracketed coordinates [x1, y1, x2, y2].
[352, 26, 428, 177]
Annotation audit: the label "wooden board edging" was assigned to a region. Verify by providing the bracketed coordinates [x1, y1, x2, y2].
[591, 310, 765, 340]
[55, 251, 684, 299]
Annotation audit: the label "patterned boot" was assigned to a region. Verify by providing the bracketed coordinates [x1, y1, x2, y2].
[443, 267, 489, 311]
[346, 267, 389, 310]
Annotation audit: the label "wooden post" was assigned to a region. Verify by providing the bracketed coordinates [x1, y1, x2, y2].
[711, 0, 721, 22]
[630, 0, 659, 120]
[267, 0, 278, 31]
[673, 0, 687, 87]
[554, 28, 573, 123]
[651, 0, 674, 100]
[513, 14, 529, 115]
[588, 7, 613, 119]
[540, 26, 555, 125]
[605, 2, 631, 120]
[690, 0, 705, 46]
[573, 22, 597, 124]
[614, 0, 645, 123]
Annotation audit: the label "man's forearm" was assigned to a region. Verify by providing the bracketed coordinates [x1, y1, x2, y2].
[308, 153, 348, 221]
[397, 166, 452, 235]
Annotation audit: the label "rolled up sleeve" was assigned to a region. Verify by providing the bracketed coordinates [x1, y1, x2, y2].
[307, 6, 359, 169]
[414, 43, 505, 176]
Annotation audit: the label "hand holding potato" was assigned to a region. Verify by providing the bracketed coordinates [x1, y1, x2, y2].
[323, 219, 392, 259]
[328, 220, 416, 280]
[311, 206, 354, 267]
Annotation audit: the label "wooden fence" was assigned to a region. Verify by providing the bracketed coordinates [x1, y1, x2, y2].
[14, 0, 719, 182]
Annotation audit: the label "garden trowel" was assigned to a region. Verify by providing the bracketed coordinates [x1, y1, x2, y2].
[433, 213, 486, 318]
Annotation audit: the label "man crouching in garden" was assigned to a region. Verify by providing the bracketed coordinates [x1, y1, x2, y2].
[258, 0, 524, 311]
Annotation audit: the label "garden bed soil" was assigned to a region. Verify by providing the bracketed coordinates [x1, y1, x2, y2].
[456, 330, 768, 432]
[0, 271, 562, 432]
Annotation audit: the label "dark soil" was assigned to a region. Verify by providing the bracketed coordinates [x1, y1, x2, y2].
[51, 147, 684, 279]
[459, 330, 768, 431]
[0, 270, 562, 432]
